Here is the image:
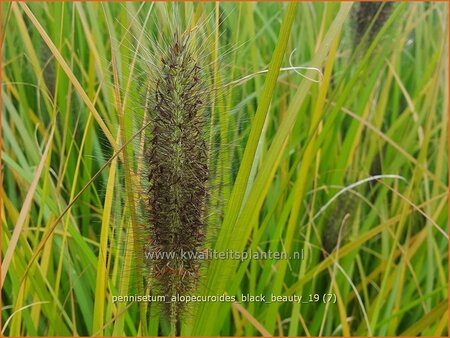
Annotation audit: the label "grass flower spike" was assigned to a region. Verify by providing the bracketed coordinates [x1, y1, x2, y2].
[144, 31, 209, 331]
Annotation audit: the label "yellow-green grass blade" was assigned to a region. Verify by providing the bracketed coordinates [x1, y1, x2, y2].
[287, 22, 341, 337]
[92, 132, 118, 336]
[17, 2, 118, 151]
[193, 3, 298, 334]
[401, 299, 448, 336]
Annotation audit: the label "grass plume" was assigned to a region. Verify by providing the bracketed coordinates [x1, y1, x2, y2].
[144, 31, 209, 332]
[322, 192, 358, 254]
[353, 2, 394, 47]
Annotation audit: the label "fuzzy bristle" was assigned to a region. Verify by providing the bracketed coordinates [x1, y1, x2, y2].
[144, 32, 209, 329]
